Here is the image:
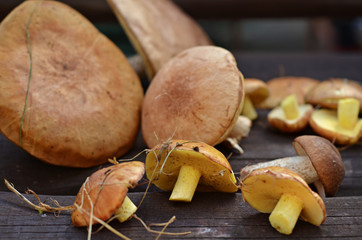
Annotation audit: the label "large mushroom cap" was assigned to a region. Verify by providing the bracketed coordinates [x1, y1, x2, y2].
[257, 76, 319, 109]
[241, 166, 326, 226]
[142, 46, 244, 148]
[0, 1, 144, 167]
[305, 78, 362, 111]
[107, 0, 212, 79]
[145, 140, 238, 193]
[71, 161, 145, 226]
[293, 135, 345, 197]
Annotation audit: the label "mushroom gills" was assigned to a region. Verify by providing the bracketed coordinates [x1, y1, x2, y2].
[115, 196, 137, 223]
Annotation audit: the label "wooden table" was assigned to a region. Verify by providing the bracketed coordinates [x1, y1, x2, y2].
[1, 53, 362, 239]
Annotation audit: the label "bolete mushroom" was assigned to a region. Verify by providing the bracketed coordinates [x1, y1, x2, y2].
[309, 98, 362, 145]
[0, 1, 144, 167]
[241, 78, 269, 120]
[240, 135, 345, 197]
[141, 46, 245, 151]
[267, 94, 313, 132]
[71, 161, 144, 226]
[305, 78, 362, 112]
[145, 140, 238, 202]
[107, 0, 212, 79]
[241, 166, 326, 235]
[257, 76, 319, 109]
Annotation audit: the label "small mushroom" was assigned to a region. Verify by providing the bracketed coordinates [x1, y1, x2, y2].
[107, 0, 212, 79]
[71, 161, 144, 226]
[257, 76, 319, 109]
[145, 140, 238, 202]
[241, 78, 269, 120]
[141, 46, 245, 152]
[241, 166, 326, 235]
[305, 78, 362, 111]
[0, 1, 144, 167]
[268, 94, 314, 132]
[240, 135, 345, 197]
[309, 98, 362, 145]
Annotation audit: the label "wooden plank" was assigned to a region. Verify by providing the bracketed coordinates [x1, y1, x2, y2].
[1, 192, 361, 239]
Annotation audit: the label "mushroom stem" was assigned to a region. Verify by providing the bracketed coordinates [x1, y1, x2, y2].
[241, 95, 258, 120]
[281, 94, 300, 120]
[337, 98, 360, 130]
[224, 115, 252, 154]
[115, 196, 138, 223]
[169, 165, 201, 202]
[269, 193, 304, 235]
[240, 155, 319, 183]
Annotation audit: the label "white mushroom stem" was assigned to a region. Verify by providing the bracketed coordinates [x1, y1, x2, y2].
[269, 193, 304, 235]
[240, 156, 319, 184]
[115, 196, 138, 223]
[225, 115, 252, 154]
[337, 98, 360, 130]
[169, 165, 201, 202]
[281, 94, 300, 120]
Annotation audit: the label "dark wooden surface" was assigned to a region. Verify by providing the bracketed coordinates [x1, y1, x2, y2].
[1, 53, 362, 239]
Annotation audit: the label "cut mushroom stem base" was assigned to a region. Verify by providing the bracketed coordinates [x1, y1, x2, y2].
[241, 95, 258, 120]
[269, 193, 304, 235]
[169, 165, 201, 202]
[338, 98, 360, 130]
[115, 196, 138, 223]
[281, 94, 300, 120]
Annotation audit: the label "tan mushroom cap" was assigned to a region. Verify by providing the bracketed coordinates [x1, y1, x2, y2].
[145, 140, 238, 192]
[256, 76, 319, 109]
[293, 135, 345, 196]
[71, 161, 145, 226]
[244, 78, 269, 105]
[309, 109, 362, 145]
[0, 1, 144, 167]
[267, 104, 313, 132]
[141, 46, 244, 148]
[107, 0, 212, 79]
[305, 78, 362, 111]
[241, 166, 326, 226]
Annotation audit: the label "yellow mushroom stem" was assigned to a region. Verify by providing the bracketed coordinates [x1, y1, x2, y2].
[338, 98, 360, 130]
[269, 193, 304, 235]
[169, 165, 202, 202]
[241, 95, 258, 120]
[115, 196, 138, 223]
[281, 94, 300, 120]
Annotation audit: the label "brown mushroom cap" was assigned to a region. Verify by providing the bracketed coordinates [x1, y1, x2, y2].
[141, 46, 244, 148]
[71, 161, 145, 226]
[305, 78, 362, 111]
[0, 1, 144, 167]
[241, 166, 326, 226]
[107, 0, 212, 79]
[293, 135, 345, 196]
[244, 78, 269, 105]
[256, 76, 319, 109]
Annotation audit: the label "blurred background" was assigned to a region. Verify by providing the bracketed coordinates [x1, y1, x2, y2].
[1, 0, 362, 55]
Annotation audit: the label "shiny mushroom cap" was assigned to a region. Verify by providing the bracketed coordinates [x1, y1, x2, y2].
[142, 46, 244, 148]
[107, 0, 212, 79]
[145, 140, 238, 193]
[241, 166, 326, 226]
[257, 76, 319, 109]
[293, 135, 345, 197]
[244, 78, 269, 105]
[0, 1, 144, 167]
[305, 78, 362, 111]
[71, 161, 145, 226]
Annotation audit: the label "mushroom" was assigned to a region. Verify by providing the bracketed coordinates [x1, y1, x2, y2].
[241, 166, 326, 235]
[141, 46, 245, 152]
[71, 161, 144, 226]
[241, 78, 269, 120]
[309, 98, 362, 145]
[305, 78, 362, 112]
[240, 135, 345, 197]
[256, 76, 319, 109]
[267, 94, 314, 132]
[0, 1, 144, 167]
[145, 140, 238, 202]
[107, 0, 212, 80]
